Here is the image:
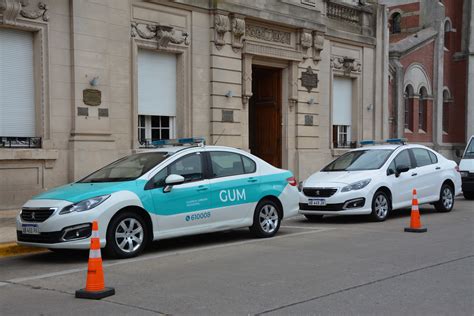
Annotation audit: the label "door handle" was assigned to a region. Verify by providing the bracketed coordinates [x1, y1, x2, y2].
[197, 185, 208, 191]
[411, 173, 418, 177]
[435, 166, 441, 170]
[247, 178, 258, 183]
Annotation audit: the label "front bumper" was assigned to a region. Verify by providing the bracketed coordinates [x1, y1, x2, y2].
[298, 187, 372, 215]
[461, 175, 474, 193]
[16, 199, 108, 249]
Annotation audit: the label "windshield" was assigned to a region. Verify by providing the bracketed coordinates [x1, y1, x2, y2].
[79, 152, 169, 183]
[463, 138, 474, 159]
[323, 149, 393, 171]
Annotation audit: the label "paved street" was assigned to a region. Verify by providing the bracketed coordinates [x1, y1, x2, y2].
[1, 198, 473, 315]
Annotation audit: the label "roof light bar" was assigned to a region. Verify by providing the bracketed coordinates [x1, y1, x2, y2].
[359, 138, 407, 147]
[385, 138, 407, 144]
[151, 137, 205, 147]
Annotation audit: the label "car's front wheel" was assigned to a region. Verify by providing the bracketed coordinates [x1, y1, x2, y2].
[249, 199, 281, 238]
[106, 211, 149, 259]
[463, 191, 474, 200]
[370, 191, 391, 222]
[434, 183, 454, 212]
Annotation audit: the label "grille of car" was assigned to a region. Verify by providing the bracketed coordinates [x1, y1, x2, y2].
[21, 208, 55, 222]
[303, 188, 338, 197]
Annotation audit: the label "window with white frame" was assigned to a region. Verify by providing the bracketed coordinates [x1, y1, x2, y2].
[0, 28, 35, 138]
[137, 49, 177, 146]
[332, 77, 353, 148]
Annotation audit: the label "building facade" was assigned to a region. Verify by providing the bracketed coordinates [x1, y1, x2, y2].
[0, 0, 387, 209]
[383, 0, 472, 159]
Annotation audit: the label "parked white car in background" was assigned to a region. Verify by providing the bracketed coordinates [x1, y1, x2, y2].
[459, 135, 474, 200]
[299, 140, 462, 222]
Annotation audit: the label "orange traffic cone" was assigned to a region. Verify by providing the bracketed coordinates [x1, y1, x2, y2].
[404, 189, 427, 233]
[75, 221, 115, 299]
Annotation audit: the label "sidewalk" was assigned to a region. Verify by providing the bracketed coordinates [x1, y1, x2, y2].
[0, 209, 18, 244]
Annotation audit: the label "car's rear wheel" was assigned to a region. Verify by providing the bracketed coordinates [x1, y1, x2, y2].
[463, 191, 474, 200]
[434, 183, 454, 212]
[106, 211, 148, 259]
[249, 199, 281, 238]
[304, 214, 324, 222]
[370, 191, 390, 222]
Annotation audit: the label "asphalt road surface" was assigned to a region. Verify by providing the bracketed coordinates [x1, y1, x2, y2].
[1, 198, 473, 315]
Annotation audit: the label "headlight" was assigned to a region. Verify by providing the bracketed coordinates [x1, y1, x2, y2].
[341, 179, 371, 192]
[59, 195, 110, 215]
[460, 171, 469, 178]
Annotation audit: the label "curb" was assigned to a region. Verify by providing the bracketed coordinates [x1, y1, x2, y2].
[0, 242, 47, 258]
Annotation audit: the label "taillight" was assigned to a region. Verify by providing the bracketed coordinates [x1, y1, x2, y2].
[455, 165, 460, 173]
[287, 176, 297, 186]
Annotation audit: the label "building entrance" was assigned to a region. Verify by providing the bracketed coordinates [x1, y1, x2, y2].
[249, 66, 282, 167]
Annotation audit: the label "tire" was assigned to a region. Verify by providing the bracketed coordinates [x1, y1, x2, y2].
[370, 191, 391, 222]
[434, 183, 454, 212]
[463, 191, 474, 200]
[105, 211, 149, 259]
[304, 214, 324, 222]
[249, 199, 282, 238]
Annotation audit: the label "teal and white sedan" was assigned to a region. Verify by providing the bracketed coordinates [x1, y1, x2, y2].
[17, 139, 299, 258]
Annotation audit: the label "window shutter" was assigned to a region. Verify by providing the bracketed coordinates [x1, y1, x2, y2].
[138, 49, 177, 117]
[0, 28, 35, 137]
[332, 77, 352, 126]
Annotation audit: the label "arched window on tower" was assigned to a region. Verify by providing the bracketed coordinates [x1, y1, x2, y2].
[443, 89, 452, 134]
[390, 12, 402, 34]
[419, 87, 428, 132]
[444, 20, 452, 50]
[404, 85, 414, 131]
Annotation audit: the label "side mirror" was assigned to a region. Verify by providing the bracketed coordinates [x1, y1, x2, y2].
[395, 165, 409, 177]
[163, 174, 185, 193]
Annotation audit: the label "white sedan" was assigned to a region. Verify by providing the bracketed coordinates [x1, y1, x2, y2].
[299, 142, 462, 222]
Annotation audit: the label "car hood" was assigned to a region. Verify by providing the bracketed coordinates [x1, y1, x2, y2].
[32, 181, 142, 203]
[304, 170, 378, 187]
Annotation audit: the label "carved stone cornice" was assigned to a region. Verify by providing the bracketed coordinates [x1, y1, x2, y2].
[230, 14, 245, 52]
[245, 24, 291, 45]
[214, 13, 229, 50]
[331, 56, 361, 75]
[20, 1, 48, 21]
[131, 22, 189, 48]
[298, 29, 312, 59]
[0, 0, 48, 24]
[312, 32, 324, 62]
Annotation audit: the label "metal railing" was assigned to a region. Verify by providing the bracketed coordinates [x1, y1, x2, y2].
[327, 1, 361, 25]
[0, 137, 42, 148]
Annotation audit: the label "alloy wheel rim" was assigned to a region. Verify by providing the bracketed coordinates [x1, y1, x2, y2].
[375, 195, 388, 218]
[259, 205, 279, 233]
[442, 187, 453, 209]
[115, 218, 144, 253]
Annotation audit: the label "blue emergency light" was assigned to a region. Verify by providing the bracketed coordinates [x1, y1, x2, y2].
[151, 137, 205, 147]
[385, 138, 407, 144]
[359, 138, 407, 147]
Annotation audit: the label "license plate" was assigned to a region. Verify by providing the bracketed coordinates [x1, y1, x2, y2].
[22, 224, 39, 235]
[308, 199, 326, 206]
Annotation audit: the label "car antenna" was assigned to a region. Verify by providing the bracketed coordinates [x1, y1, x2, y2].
[213, 128, 225, 145]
